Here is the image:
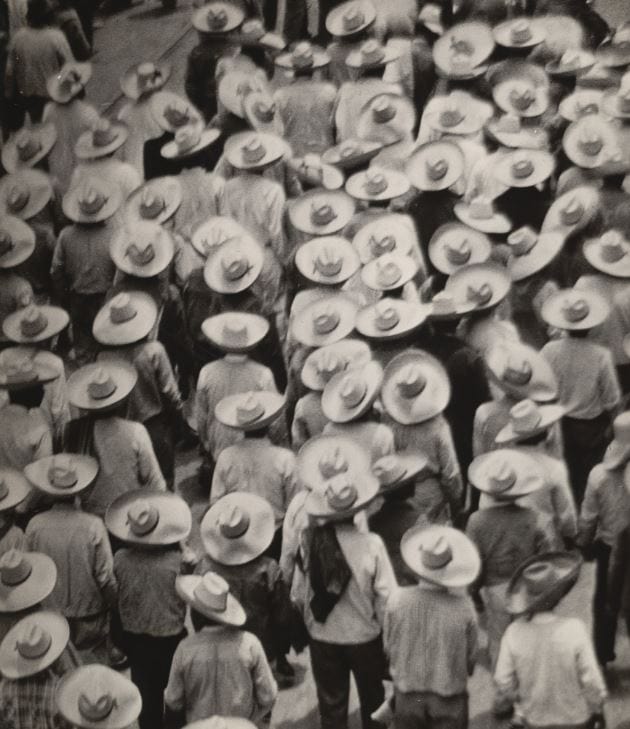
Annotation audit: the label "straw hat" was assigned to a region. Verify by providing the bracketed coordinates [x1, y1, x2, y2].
[493, 17, 545, 49]
[192, 216, 250, 259]
[559, 90, 604, 122]
[401, 524, 480, 588]
[62, 178, 122, 224]
[602, 411, 630, 470]
[506, 226, 566, 281]
[292, 292, 358, 347]
[202, 312, 269, 354]
[352, 215, 415, 264]
[326, 0, 376, 37]
[215, 391, 285, 431]
[217, 70, 267, 120]
[541, 287, 609, 330]
[301, 339, 371, 391]
[433, 21, 494, 79]
[485, 115, 548, 150]
[563, 115, 621, 169]
[381, 349, 450, 425]
[417, 2, 443, 35]
[289, 189, 355, 237]
[493, 78, 549, 119]
[1, 123, 56, 173]
[546, 48, 595, 77]
[0, 550, 56, 612]
[595, 39, 630, 69]
[424, 93, 486, 137]
[0, 216, 35, 269]
[360, 252, 418, 292]
[0, 611, 69, 679]
[243, 92, 283, 135]
[356, 298, 430, 341]
[405, 141, 464, 192]
[75, 119, 128, 160]
[110, 221, 174, 278]
[3, 304, 68, 345]
[0, 169, 53, 221]
[288, 155, 344, 192]
[106, 490, 192, 547]
[120, 60, 170, 100]
[161, 125, 221, 160]
[306, 462, 379, 521]
[203, 235, 263, 294]
[126, 176, 182, 225]
[297, 433, 369, 489]
[201, 492, 275, 565]
[24, 454, 98, 498]
[56, 664, 142, 729]
[494, 149, 555, 188]
[345, 167, 409, 202]
[506, 551, 582, 615]
[47, 62, 92, 104]
[177, 572, 246, 625]
[67, 361, 137, 412]
[602, 86, 630, 119]
[275, 41, 330, 71]
[151, 91, 203, 134]
[192, 2, 245, 34]
[373, 452, 428, 493]
[92, 292, 158, 346]
[357, 94, 416, 143]
[541, 185, 599, 234]
[486, 341, 557, 402]
[321, 360, 383, 423]
[444, 262, 511, 314]
[0, 354, 58, 391]
[224, 131, 285, 171]
[295, 236, 360, 286]
[322, 139, 389, 171]
[0, 469, 30, 513]
[346, 39, 399, 71]
[429, 223, 491, 275]
[454, 197, 511, 235]
[583, 230, 630, 278]
[230, 19, 286, 52]
[495, 399, 566, 445]
[468, 449, 544, 500]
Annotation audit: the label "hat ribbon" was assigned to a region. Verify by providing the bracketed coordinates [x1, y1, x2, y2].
[87, 370, 117, 400]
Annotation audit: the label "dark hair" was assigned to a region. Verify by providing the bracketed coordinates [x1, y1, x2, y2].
[190, 607, 220, 632]
[9, 384, 45, 409]
[27, 0, 52, 27]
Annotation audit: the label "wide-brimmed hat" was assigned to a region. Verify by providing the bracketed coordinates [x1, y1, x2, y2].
[110, 222, 174, 278]
[215, 391, 285, 431]
[306, 463, 379, 520]
[75, 119, 128, 160]
[292, 292, 358, 347]
[563, 115, 621, 169]
[203, 234, 263, 294]
[289, 189, 355, 236]
[192, 1, 244, 34]
[151, 91, 203, 134]
[559, 90, 603, 122]
[243, 92, 283, 135]
[345, 167, 409, 202]
[224, 131, 285, 171]
[321, 360, 383, 423]
[201, 492, 274, 566]
[401, 524, 480, 588]
[506, 551, 582, 615]
[356, 298, 430, 341]
[0, 550, 56, 612]
[506, 226, 566, 281]
[323, 138, 389, 171]
[468, 448, 544, 500]
[3, 304, 69, 344]
[381, 349, 450, 425]
[0, 169, 53, 221]
[493, 78, 550, 119]
[352, 215, 415, 264]
[288, 155, 344, 192]
[192, 216, 250, 259]
[584, 230, 630, 278]
[0, 216, 35, 269]
[301, 339, 371, 391]
[295, 236, 360, 286]
[602, 411, 630, 470]
[405, 141, 464, 192]
[373, 452, 428, 493]
[217, 70, 268, 120]
[541, 287, 609, 330]
[596, 38, 630, 69]
[177, 572, 246, 625]
[326, 0, 375, 37]
[546, 48, 595, 77]
[486, 341, 557, 402]
[1, 123, 56, 173]
[424, 92, 486, 136]
[485, 114, 548, 150]
[106, 490, 192, 547]
[67, 361, 137, 412]
[56, 664, 142, 729]
[0, 353, 58, 391]
[444, 262, 512, 314]
[62, 178, 122, 224]
[418, 2, 443, 36]
[47, 62, 92, 104]
[454, 197, 511, 235]
[357, 93, 416, 144]
[0, 469, 30, 513]
[493, 17, 545, 49]
[297, 433, 370, 489]
[234, 20, 286, 52]
[202, 312, 269, 354]
[360, 251, 418, 293]
[602, 85, 630, 120]
[495, 398, 565, 445]
[0, 611, 69, 679]
[161, 124, 221, 160]
[428, 223, 491, 275]
[494, 149, 555, 188]
[126, 176, 182, 225]
[93, 292, 158, 346]
[541, 184, 599, 234]
[346, 39, 398, 71]
[120, 60, 170, 100]
[25, 454, 98, 498]
[275, 41, 330, 71]
[433, 21, 494, 79]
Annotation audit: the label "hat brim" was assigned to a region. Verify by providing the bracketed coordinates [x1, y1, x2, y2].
[603, 438, 630, 470]
[161, 127, 221, 160]
[292, 293, 358, 347]
[3, 305, 69, 344]
[405, 141, 464, 192]
[295, 236, 360, 285]
[541, 290, 609, 330]
[201, 492, 275, 566]
[401, 524, 481, 588]
[62, 184, 122, 224]
[558, 91, 603, 122]
[486, 343, 558, 402]
[454, 202, 512, 234]
[202, 312, 269, 354]
[75, 125, 129, 160]
[125, 176, 182, 225]
[562, 118, 620, 169]
[583, 238, 630, 278]
[506, 551, 582, 615]
[493, 84, 549, 118]
[0, 552, 56, 612]
[1, 124, 57, 173]
[0, 611, 69, 679]
[325, 1, 376, 37]
[322, 139, 389, 171]
[0, 169, 53, 222]
[444, 263, 512, 313]
[0, 216, 36, 269]
[47, 63, 92, 103]
[484, 121, 548, 150]
[495, 404, 566, 445]
[150, 91, 203, 134]
[0, 469, 31, 512]
[374, 452, 429, 493]
[176, 575, 246, 626]
[275, 48, 330, 70]
[356, 300, 431, 341]
[546, 56, 595, 77]
[24, 455, 99, 497]
[119, 62, 171, 101]
[0, 362, 59, 391]
[321, 360, 383, 423]
[214, 391, 285, 431]
[352, 215, 415, 264]
[67, 361, 137, 412]
[596, 42, 630, 69]
[289, 190, 356, 236]
[105, 490, 192, 546]
[297, 433, 371, 491]
[305, 470, 379, 520]
[541, 185, 599, 234]
[509, 231, 566, 282]
[468, 449, 544, 499]
[361, 254, 418, 291]
[301, 339, 372, 391]
[110, 225, 175, 278]
[494, 150, 555, 188]
[203, 239, 264, 294]
[601, 91, 630, 119]
[429, 223, 492, 275]
[224, 132, 285, 171]
[493, 20, 545, 49]
[345, 169, 410, 202]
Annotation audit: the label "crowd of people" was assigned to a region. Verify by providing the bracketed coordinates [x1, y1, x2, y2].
[1, 0, 630, 728]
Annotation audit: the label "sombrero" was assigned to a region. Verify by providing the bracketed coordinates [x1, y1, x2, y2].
[3, 304, 68, 344]
[0, 611, 69, 679]
[67, 361, 137, 412]
[217, 70, 268, 120]
[62, 178, 122, 224]
[541, 184, 599, 234]
[428, 223, 491, 275]
[352, 214, 415, 264]
[357, 93, 416, 144]
[493, 78, 550, 119]
[224, 131, 285, 171]
[47, 62, 92, 104]
[405, 141, 464, 192]
[345, 167, 410, 202]
[321, 360, 383, 423]
[541, 287, 609, 330]
[485, 340, 557, 402]
[192, 2, 245, 34]
[292, 292, 358, 347]
[559, 90, 603, 122]
[215, 391, 285, 431]
[305, 469, 379, 521]
[493, 17, 545, 49]
[346, 39, 399, 70]
[424, 93, 486, 137]
[595, 39, 630, 69]
[495, 398, 566, 445]
[110, 221, 175, 278]
[0, 469, 30, 513]
[185, 718, 256, 729]
[275, 41, 330, 71]
[92, 292, 158, 346]
[546, 48, 595, 77]
[243, 92, 283, 135]
[301, 338, 371, 391]
[24, 454, 99, 498]
[176, 573, 246, 626]
[563, 115, 621, 169]
[468, 449, 544, 500]
[602, 86, 630, 120]
[151, 91, 203, 134]
[0, 550, 56, 613]
[0, 169, 53, 221]
[433, 21, 494, 79]
[161, 125, 221, 160]
[125, 176, 182, 225]
[203, 234, 263, 294]
[454, 197, 511, 235]
[297, 433, 370, 490]
[356, 298, 430, 341]
[322, 138, 390, 171]
[0, 354, 58, 391]
[326, 0, 376, 38]
[494, 149, 555, 188]
[288, 155, 344, 191]
[444, 262, 512, 314]
[485, 114, 548, 151]
[506, 551, 582, 615]
[583, 230, 630, 278]
[295, 236, 360, 286]
[288, 189, 355, 236]
[373, 452, 428, 493]
[0, 216, 35, 269]
[192, 216, 250, 259]
[120, 61, 170, 101]
[506, 226, 566, 281]
[75, 119, 128, 160]
[361, 252, 418, 292]
[1, 123, 56, 173]
[202, 312, 269, 354]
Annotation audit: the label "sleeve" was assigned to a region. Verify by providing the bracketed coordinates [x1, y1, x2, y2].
[50, 233, 68, 303]
[264, 185, 287, 263]
[577, 469, 600, 548]
[151, 343, 183, 412]
[550, 466, 578, 542]
[210, 451, 232, 505]
[91, 519, 118, 607]
[163, 642, 186, 711]
[574, 620, 608, 712]
[472, 404, 487, 457]
[248, 633, 278, 716]
[436, 422, 464, 512]
[279, 491, 306, 585]
[280, 454, 299, 512]
[494, 625, 518, 704]
[371, 535, 398, 626]
[598, 350, 621, 413]
[61, 11, 90, 60]
[47, 371, 71, 441]
[134, 423, 167, 491]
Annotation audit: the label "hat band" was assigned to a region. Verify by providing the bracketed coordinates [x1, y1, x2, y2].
[1, 559, 32, 586]
[420, 544, 452, 570]
[370, 234, 396, 255]
[0, 236, 14, 257]
[242, 144, 267, 164]
[563, 301, 589, 322]
[164, 106, 191, 128]
[513, 410, 542, 434]
[467, 284, 493, 306]
[140, 198, 166, 219]
[311, 205, 337, 226]
[110, 305, 137, 325]
[88, 378, 117, 400]
[314, 255, 343, 277]
[194, 583, 228, 612]
[219, 510, 250, 539]
[340, 381, 367, 409]
[313, 311, 340, 335]
[560, 202, 584, 225]
[503, 362, 533, 386]
[128, 506, 160, 536]
[79, 195, 107, 215]
[427, 160, 448, 181]
[48, 466, 79, 489]
[17, 630, 52, 659]
[373, 105, 396, 123]
[78, 694, 116, 721]
[397, 375, 427, 399]
[376, 309, 400, 331]
[93, 128, 118, 148]
[17, 139, 41, 161]
[127, 244, 156, 266]
[20, 312, 48, 338]
[325, 482, 358, 510]
[445, 244, 471, 266]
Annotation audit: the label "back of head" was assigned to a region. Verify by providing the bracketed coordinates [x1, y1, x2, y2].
[27, 0, 52, 28]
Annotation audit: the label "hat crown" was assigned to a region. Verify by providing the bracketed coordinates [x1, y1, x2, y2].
[218, 504, 250, 538]
[314, 245, 343, 277]
[445, 237, 472, 265]
[600, 230, 628, 262]
[339, 142, 358, 159]
[319, 447, 349, 479]
[360, 39, 385, 64]
[16, 623, 52, 660]
[375, 300, 400, 330]
[364, 170, 388, 195]
[509, 84, 535, 111]
[205, 6, 228, 29]
[311, 202, 337, 226]
[466, 282, 493, 306]
[19, 305, 48, 338]
[325, 474, 358, 510]
[511, 154, 534, 179]
[426, 156, 448, 181]
[253, 99, 275, 122]
[163, 103, 191, 128]
[560, 196, 584, 225]
[137, 61, 161, 90]
[576, 98, 599, 116]
[175, 125, 202, 153]
[78, 186, 107, 215]
[578, 128, 603, 156]
[339, 373, 368, 408]
[15, 129, 41, 161]
[78, 691, 116, 721]
[7, 183, 29, 213]
[87, 368, 117, 400]
[241, 138, 266, 164]
[562, 296, 589, 322]
[511, 19, 532, 43]
[127, 499, 160, 535]
[0, 355, 38, 384]
[496, 114, 521, 134]
[316, 351, 345, 381]
[503, 356, 533, 385]
[139, 188, 165, 219]
[292, 41, 315, 68]
[369, 233, 396, 256]
[222, 320, 249, 346]
[508, 226, 538, 256]
[522, 562, 557, 596]
[488, 461, 517, 492]
[420, 535, 453, 569]
[47, 456, 78, 489]
[235, 394, 265, 425]
[431, 291, 457, 315]
[126, 239, 156, 267]
[342, 3, 365, 32]
[221, 249, 250, 281]
[439, 102, 464, 128]
[372, 97, 396, 123]
[397, 363, 427, 399]
[92, 119, 117, 148]
[373, 454, 405, 484]
[612, 411, 630, 444]
[109, 293, 138, 324]
[510, 398, 543, 434]
[312, 304, 340, 334]
[0, 549, 32, 586]
[468, 197, 493, 220]
[376, 258, 402, 287]
[560, 49, 580, 69]
[59, 66, 82, 91]
[194, 572, 229, 611]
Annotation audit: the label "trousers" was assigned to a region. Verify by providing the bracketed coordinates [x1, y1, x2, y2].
[393, 689, 468, 729]
[592, 540, 618, 664]
[561, 412, 611, 506]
